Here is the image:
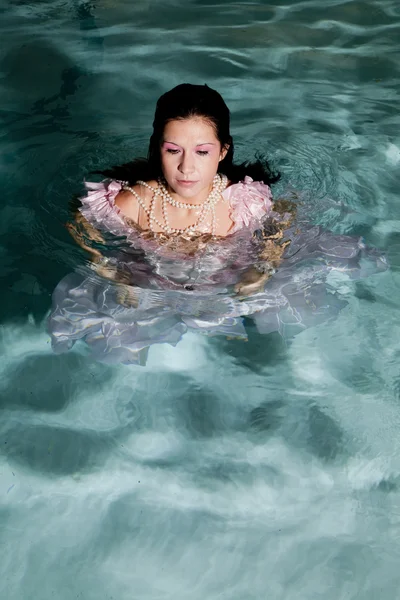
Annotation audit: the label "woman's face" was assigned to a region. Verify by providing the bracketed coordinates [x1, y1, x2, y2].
[160, 117, 228, 200]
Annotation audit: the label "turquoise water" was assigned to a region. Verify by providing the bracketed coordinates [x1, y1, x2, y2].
[1, 0, 400, 598]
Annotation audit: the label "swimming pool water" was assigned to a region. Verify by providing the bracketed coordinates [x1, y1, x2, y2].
[1, 1, 400, 598]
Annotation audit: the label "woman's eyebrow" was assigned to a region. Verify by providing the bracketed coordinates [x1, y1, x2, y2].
[162, 141, 216, 148]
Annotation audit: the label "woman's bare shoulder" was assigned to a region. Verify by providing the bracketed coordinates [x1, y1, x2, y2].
[114, 181, 154, 219]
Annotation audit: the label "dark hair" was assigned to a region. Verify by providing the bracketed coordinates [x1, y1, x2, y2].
[98, 83, 280, 185]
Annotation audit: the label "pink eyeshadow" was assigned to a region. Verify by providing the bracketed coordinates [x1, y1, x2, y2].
[162, 142, 216, 151]
[162, 142, 181, 150]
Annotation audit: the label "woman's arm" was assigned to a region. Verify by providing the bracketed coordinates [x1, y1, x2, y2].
[235, 201, 295, 297]
[67, 211, 134, 287]
[67, 210, 105, 261]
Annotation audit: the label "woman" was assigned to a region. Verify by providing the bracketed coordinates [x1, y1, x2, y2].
[49, 84, 386, 365]
[70, 83, 284, 284]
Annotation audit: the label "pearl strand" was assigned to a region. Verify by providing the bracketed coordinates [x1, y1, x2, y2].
[161, 193, 205, 235]
[159, 174, 226, 235]
[157, 175, 224, 210]
[123, 183, 167, 232]
[123, 174, 227, 235]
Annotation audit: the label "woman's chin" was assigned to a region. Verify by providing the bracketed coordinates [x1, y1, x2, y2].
[171, 181, 205, 199]
[175, 181, 199, 192]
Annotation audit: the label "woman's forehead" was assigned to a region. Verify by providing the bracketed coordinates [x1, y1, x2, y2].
[163, 117, 218, 142]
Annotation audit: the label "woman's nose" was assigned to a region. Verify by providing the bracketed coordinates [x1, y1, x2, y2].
[178, 152, 195, 174]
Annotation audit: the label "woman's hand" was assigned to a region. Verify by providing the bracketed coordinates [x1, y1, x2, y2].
[234, 267, 270, 297]
[116, 283, 140, 308]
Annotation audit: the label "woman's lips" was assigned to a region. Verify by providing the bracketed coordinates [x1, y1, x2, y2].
[177, 180, 198, 186]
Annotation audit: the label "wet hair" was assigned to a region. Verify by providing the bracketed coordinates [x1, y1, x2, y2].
[98, 83, 280, 185]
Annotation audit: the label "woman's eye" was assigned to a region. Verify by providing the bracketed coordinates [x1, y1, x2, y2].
[196, 150, 209, 156]
[166, 149, 180, 154]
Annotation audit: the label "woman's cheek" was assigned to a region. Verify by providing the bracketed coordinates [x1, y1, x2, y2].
[162, 153, 177, 171]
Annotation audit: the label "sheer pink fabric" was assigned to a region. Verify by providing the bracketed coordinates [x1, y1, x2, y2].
[49, 175, 386, 365]
[79, 179, 126, 235]
[224, 175, 273, 233]
[79, 175, 273, 236]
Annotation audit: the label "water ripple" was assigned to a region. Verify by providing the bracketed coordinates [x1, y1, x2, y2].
[1, 0, 400, 598]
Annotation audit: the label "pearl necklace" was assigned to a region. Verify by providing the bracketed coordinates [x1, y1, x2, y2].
[123, 174, 227, 236]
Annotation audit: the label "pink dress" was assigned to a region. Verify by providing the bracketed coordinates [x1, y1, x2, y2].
[78, 175, 273, 240]
[48, 176, 386, 365]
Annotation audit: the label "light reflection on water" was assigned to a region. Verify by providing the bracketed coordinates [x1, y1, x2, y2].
[1, 0, 400, 598]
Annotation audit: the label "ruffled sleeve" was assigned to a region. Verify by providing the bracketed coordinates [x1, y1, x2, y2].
[223, 176, 273, 234]
[78, 179, 128, 234]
